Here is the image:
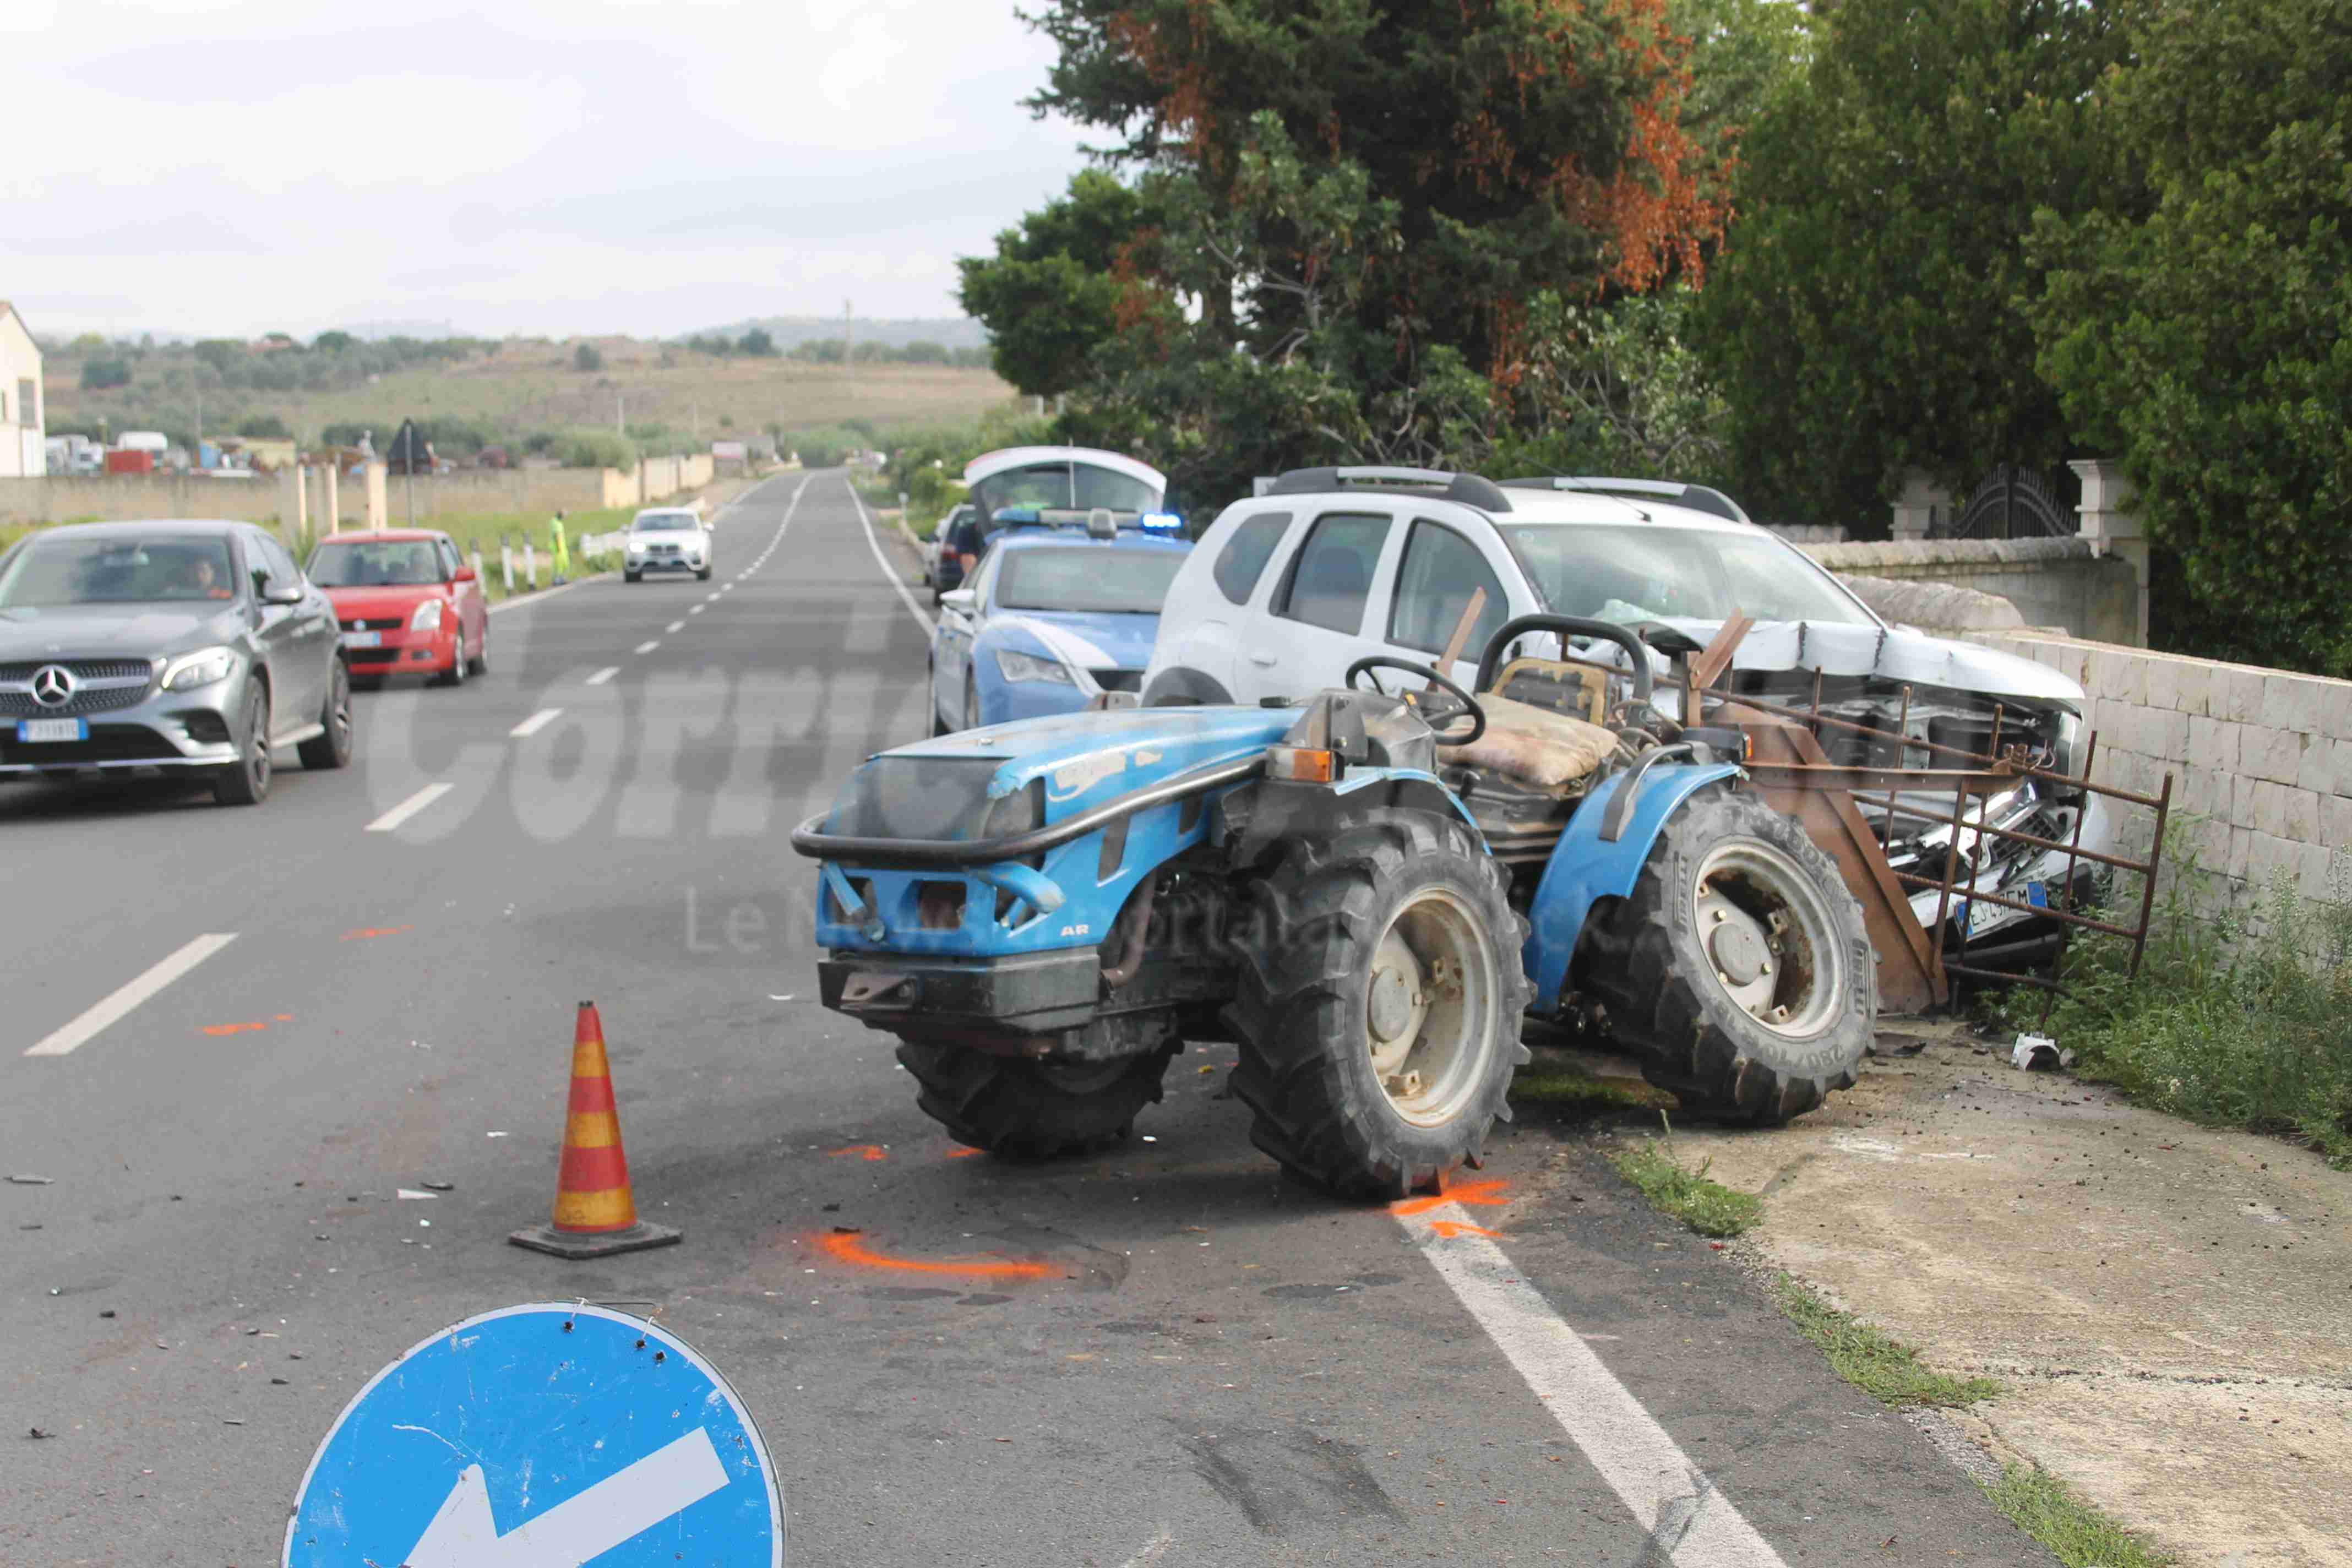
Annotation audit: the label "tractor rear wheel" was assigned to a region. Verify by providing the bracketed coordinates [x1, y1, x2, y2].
[897, 1039, 1178, 1159]
[1227, 810, 1531, 1199]
[1582, 784, 1872, 1123]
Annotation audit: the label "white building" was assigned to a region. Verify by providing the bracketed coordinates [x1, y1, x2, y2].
[0, 302, 44, 476]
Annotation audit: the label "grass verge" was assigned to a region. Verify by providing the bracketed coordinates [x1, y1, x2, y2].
[1507, 1052, 1658, 1119]
[1987, 1464, 2175, 1567]
[1773, 1275, 2001, 1408]
[1605, 1135, 1762, 1238]
[1985, 832, 2352, 1168]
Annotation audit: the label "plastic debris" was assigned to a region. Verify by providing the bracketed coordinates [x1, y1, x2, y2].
[7, 1174, 54, 1185]
[2011, 1033, 2074, 1071]
[27, 1427, 53, 1440]
[419, 1179, 455, 1192]
[395, 1189, 437, 1201]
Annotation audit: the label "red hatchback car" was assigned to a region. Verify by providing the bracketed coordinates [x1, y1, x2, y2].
[306, 530, 489, 685]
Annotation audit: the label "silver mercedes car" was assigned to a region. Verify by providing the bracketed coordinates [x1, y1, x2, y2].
[0, 520, 354, 805]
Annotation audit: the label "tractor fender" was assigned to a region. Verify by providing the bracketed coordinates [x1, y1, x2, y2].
[1216, 768, 1483, 871]
[1523, 761, 1744, 1016]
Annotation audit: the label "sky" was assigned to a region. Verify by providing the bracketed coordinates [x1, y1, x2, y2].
[1, 0, 1093, 341]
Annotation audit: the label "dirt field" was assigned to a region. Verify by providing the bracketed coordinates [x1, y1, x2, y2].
[45, 340, 1019, 445]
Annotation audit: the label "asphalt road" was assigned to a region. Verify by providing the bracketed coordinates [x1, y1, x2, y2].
[1, 471, 2055, 1566]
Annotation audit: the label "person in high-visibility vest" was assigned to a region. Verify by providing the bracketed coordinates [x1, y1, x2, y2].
[548, 511, 570, 585]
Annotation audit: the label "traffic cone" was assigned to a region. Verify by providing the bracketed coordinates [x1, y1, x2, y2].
[508, 1001, 682, 1260]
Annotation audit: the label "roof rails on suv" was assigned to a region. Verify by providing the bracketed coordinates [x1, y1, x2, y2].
[1265, 465, 1513, 514]
[1500, 475, 1751, 524]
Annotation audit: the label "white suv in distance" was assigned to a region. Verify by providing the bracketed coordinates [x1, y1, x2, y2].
[1142, 466, 2110, 959]
[622, 507, 710, 582]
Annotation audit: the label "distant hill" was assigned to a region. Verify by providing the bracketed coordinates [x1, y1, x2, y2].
[682, 315, 989, 352]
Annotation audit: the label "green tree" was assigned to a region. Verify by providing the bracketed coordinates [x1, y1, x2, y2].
[956, 169, 1147, 398]
[573, 342, 603, 373]
[237, 413, 293, 439]
[738, 327, 777, 357]
[2028, 0, 2352, 675]
[312, 330, 357, 353]
[192, 339, 243, 373]
[82, 358, 132, 390]
[1692, 0, 2144, 526]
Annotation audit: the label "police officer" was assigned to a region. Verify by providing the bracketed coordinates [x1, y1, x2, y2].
[549, 511, 570, 585]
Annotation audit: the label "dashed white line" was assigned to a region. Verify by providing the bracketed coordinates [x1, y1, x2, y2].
[585, 666, 620, 686]
[635, 640, 660, 655]
[688, 605, 705, 616]
[667, 620, 685, 634]
[1397, 1204, 1788, 1566]
[705, 591, 721, 602]
[510, 707, 562, 738]
[843, 476, 934, 633]
[366, 782, 454, 834]
[24, 933, 239, 1058]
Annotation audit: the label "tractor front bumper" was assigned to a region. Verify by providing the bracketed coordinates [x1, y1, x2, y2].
[818, 947, 1106, 1036]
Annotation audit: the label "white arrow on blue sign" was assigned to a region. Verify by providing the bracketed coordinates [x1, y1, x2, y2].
[283, 1303, 782, 1567]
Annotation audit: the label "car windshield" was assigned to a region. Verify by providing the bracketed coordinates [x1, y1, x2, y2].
[1499, 524, 1874, 628]
[994, 547, 1184, 614]
[0, 535, 239, 606]
[973, 464, 1159, 531]
[634, 514, 696, 533]
[307, 540, 442, 587]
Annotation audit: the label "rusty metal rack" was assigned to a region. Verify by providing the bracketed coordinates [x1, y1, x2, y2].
[1695, 682, 2174, 1006]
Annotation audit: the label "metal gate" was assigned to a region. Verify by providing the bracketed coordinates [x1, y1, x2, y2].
[1935, 464, 2077, 541]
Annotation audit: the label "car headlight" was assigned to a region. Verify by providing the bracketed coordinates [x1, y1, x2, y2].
[161, 646, 237, 692]
[410, 598, 444, 631]
[995, 648, 1074, 685]
[627, 540, 646, 555]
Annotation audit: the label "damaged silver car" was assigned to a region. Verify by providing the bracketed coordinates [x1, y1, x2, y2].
[1141, 467, 2106, 966]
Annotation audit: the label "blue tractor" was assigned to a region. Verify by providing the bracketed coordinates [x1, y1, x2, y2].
[795, 514, 1872, 1198]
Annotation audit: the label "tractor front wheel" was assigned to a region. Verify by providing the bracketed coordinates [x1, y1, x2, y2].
[1228, 810, 1531, 1199]
[897, 1039, 1178, 1159]
[1582, 784, 1872, 1123]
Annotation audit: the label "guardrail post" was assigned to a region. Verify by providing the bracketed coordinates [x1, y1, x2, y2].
[525, 541, 538, 591]
[501, 540, 514, 594]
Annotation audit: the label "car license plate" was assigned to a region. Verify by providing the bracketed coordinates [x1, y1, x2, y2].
[1965, 895, 2029, 938]
[341, 630, 383, 649]
[17, 718, 88, 743]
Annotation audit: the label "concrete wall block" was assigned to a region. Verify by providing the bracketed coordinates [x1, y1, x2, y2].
[2322, 793, 2352, 854]
[2186, 714, 2237, 775]
[2299, 843, 2348, 903]
[2226, 825, 2254, 882]
[2217, 666, 2268, 723]
[2244, 830, 2302, 895]
[2169, 659, 2213, 717]
[2260, 672, 2327, 735]
[2149, 708, 2191, 763]
[2240, 723, 2307, 787]
[2141, 656, 2181, 714]
[2318, 679, 2352, 743]
[2091, 650, 2147, 705]
[2332, 736, 2352, 798]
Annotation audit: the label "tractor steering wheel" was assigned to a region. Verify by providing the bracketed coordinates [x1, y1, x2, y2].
[1344, 656, 1487, 747]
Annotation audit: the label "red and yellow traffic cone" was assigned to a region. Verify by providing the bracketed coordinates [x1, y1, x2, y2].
[508, 1001, 682, 1260]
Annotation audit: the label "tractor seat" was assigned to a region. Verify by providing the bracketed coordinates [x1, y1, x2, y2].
[1438, 694, 1618, 795]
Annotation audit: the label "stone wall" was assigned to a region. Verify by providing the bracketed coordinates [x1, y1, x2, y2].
[1968, 630, 2351, 951]
[1804, 536, 2142, 644]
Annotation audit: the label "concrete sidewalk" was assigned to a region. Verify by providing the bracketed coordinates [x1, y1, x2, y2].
[1662, 1021, 2351, 1567]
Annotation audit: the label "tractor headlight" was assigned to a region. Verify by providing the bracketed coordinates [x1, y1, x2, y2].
[409, 598, 444, 631]
[995, 649, 1073, 685]
[161, 645, 237, 692]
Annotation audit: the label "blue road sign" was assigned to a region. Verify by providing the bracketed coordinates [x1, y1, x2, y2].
[284, 1303, 782, 1568]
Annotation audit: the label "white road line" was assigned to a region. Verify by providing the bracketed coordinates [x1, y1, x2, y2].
[705, 591, 721, 602]
[720, 583, 734, 593]
[485, 575, 610, 616]
[688, 605, 705, 616]
[1397, 1205, 1788, 1566]
[510, 707, 562, 738]
[667, 620, 685, 634]
[25, 933, 238, 1058]
[367, 782, 454, 834]
[635, 640, 660, 655]
[585, 666, 620, 686]
[843, 476, 934, 633]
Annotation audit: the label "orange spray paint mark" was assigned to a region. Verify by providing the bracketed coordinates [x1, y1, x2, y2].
[813, 1231, 1050, 1282]
[339, 925, 413, 941]
[1429, 1220, 1502, 1240]
[826, 1144, 889, 1162]
[273, 1014, 293, 1021]
[200, 1021, 270, 1037]
[1390, 1178, 1510, 1218]
[944, 1146, 985, 1159]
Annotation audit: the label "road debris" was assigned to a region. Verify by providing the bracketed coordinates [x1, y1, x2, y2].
[395, 1188, 438, 1200]
[7, 1173, 54, 1185]
[26, 1427, 53, 1440]
[2011, 1033, 2075, 1072]
[419, 1179, 455, 1192]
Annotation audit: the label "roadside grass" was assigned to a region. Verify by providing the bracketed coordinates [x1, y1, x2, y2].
[1987, 1465, 2176, 1567]
[1507, 1049, 1661, 1119]
[1985, 829, 2352, 1168]
[1605, 1126, 1762, 1238]
[1773, 1275, 2003, 1408]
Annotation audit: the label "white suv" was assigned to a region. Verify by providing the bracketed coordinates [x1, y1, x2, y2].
[622, 507, 711, 582]
[1143, 466, 2110, 951]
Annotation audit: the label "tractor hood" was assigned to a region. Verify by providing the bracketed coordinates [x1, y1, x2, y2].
[825, 705, 1294, 843]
